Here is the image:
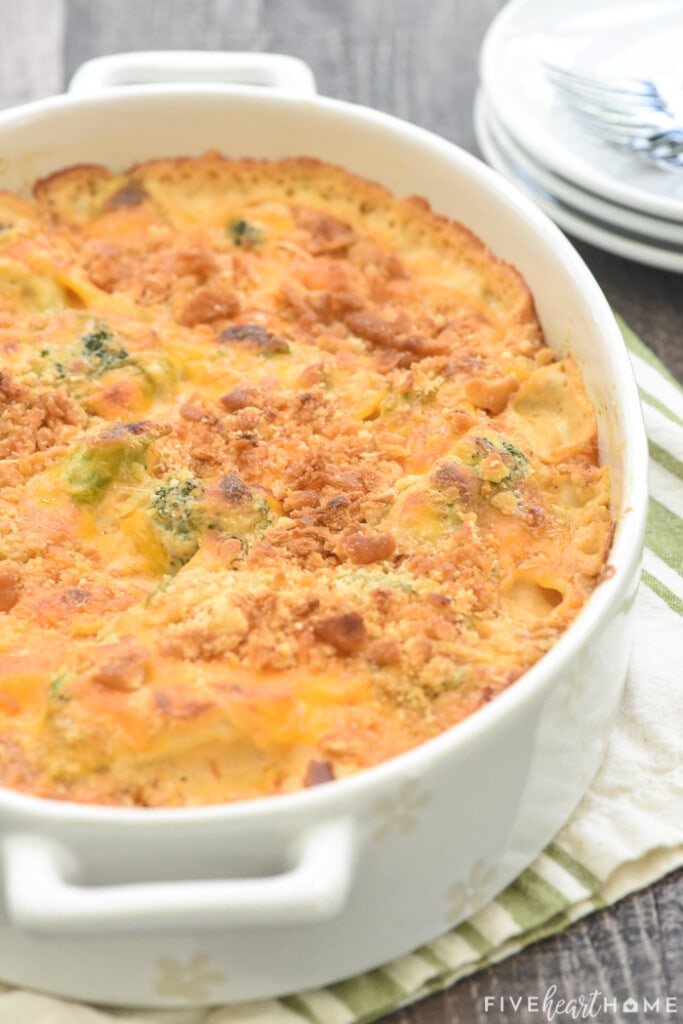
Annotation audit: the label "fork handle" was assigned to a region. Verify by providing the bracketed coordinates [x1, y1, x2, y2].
[632, 129, 683, 163]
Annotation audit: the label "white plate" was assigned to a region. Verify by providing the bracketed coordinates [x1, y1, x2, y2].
[480, 0, 683, 223]
[487, 104, 683, 247]
[474, 90, 683, 273]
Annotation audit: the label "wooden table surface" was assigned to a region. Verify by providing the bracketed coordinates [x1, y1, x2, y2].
[2, 2, 681, 1022]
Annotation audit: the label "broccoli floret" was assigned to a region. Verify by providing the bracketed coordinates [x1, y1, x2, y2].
[150, 477, 203, 570]
[36, 324, 130, 387]
[152, 478, 200, 537]
[473, 435, 530, 485]
[147, 472, 273, 573]
[499, 439, 530, 481]
[226, 217, 263, 249]
[80, 325, 130, 376]
[64, 421, 165, 504]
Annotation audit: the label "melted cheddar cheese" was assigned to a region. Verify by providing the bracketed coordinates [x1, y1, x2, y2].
[0, 154, 613, 805]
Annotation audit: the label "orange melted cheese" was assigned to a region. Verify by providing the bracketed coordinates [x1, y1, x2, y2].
[0, 154, 613, 805]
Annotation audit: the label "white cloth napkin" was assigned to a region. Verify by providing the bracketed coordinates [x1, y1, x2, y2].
[1, 318, 681, 1024]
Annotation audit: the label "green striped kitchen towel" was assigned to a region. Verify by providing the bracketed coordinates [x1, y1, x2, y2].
[1, 318, 681, 1024]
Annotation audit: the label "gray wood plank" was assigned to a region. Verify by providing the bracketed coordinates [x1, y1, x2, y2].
[384, 870, 683, 1024]
[0, 0, 65, 109]
[63, 0, 503, 152]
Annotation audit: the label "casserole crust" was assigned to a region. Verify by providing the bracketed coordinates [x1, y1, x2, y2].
[0, 153, 612, 806]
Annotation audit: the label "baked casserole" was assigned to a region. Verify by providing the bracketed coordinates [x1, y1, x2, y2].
[0, 154, 613, 806]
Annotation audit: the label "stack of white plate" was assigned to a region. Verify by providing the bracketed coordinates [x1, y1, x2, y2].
[475, 0, 683, 272]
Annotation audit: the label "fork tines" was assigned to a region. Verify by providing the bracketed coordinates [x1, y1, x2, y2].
[544, 63, 683, 168]
[545, 64, 663, 103]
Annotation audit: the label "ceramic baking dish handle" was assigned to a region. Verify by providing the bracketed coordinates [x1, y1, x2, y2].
[67, 51, 317, 96]
[2, 819, 353, 934]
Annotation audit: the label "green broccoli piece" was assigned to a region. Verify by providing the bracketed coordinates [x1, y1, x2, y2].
[147, 472, 272, 571]
[35, 324, 130, 387]
[473, 435, 530, 485]
[152, 477, 200, 537]
[80, 325, 130, 376]
[226, 217, 263, 249]
[150, 477, 203, 570]
[498, 439, 530, 481]
[64, 421, 166, 504]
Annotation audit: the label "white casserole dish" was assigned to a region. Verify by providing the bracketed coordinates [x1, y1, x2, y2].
[0, 52, 648, 1008]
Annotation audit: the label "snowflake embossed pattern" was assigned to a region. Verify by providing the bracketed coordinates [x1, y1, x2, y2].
[371, 779, 431, 842]
[154, 952, 227, 1003]
[446, 859, 496, 924]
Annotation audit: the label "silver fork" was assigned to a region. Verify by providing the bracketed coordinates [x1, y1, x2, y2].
[545, 64, 683, 169]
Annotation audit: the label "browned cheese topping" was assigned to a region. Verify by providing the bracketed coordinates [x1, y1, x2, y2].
[0, 154, 613, 805]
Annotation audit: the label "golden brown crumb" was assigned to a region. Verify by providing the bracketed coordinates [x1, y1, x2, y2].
[0, 153, 612, 806]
